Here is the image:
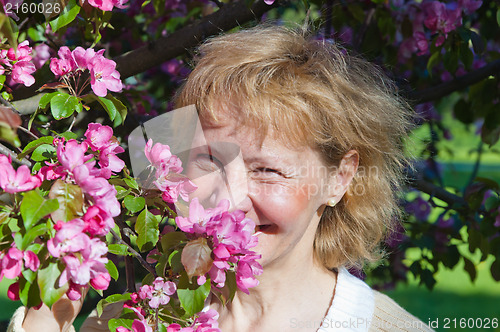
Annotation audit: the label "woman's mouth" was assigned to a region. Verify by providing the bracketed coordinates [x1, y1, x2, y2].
[254, 224, 276, 235]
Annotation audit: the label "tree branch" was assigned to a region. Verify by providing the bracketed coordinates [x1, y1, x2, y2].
[407, 176, 469, 211]
[114, 0, 279, 79]
[0, 143, 32, 166]
[111, 229, 157, 279]
[406, 59, 500, 104]
[12, 0, 279, 101]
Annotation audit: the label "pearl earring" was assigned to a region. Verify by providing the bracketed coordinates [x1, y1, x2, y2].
[327, 198, 336, 207]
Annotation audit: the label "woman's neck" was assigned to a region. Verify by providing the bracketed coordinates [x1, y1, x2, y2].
[212, 251, 337, 332]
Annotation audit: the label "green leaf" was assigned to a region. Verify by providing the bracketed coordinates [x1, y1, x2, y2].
[19, 277, 42, 308]
[31, 144, 56, 162]
[463, 256, 477, 283]
[56, 131, 78, 140]
[491, 258, 500, 282]
[177, 279, 211, 317]
[105, 260, 119, 281]
[108, 243, 133, 256]
[135, 208, 159, 252]
[106, 95, 127, 125]
[123, 178, 139, 190]
[497, 8, 500, 27]
[20, 190, 59, 230]
[21, 223, 48, 250]
[18, 136, 54, 160]
[123, 195, 145, 214]
[115, 185, 130, 199]
[109, 318, 133, 332]
[50, 92, 80, 120]
[97, 96, 118, 121]
[427, 51, 441, 75]
[105, 293, 132, 304]
[49, 0, 81, 32]
[48, 179, 84, 222]
[160, 232, 187, 252]
[484, 196, 499, 211]
[39, 92, 60, 110]
[38, 262, 68, 308]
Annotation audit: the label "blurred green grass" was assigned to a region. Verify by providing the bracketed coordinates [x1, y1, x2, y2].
[384, 256, 500, 332]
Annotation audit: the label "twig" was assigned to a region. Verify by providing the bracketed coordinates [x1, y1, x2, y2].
[324, 0, 334, 37]
[17, 126, 39, 140]
[407, 176, 469, 211]
[0, 143, 32, 166]
[110, 229, 157, 278]
[0, 95, 21, 115]
[407, 59, 500, 104]
[353, 7, 375, 51]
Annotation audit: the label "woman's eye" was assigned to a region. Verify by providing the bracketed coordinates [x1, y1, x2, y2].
[254, 167, 283, 177]
[194, 154, 223, 171]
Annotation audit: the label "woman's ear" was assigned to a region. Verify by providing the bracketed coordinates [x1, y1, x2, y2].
[327, 149, 359, 204]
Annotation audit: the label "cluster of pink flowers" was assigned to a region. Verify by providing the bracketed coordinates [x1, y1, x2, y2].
[36, 123, 124, 299]
[0, 40, 36, 87]
[120, 300, 220, 332]
[0, 246, 40, 300]
[176, 198, 263, 294]
[166, 310, 220, 332]
[47, 219, 110, 300]
[50, 46, 122, 97]
[396, 0, 482, 60]
[40, 123, 123, 228]
[144, 139, 197, 204]
[137, 277, 177, 309]
[0, 155, 42, 193]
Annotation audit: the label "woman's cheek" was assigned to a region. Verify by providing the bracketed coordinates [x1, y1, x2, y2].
[256, 182, 312, 227]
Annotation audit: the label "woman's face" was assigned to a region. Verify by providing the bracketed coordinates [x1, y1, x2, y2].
[185, 113, 340, 268]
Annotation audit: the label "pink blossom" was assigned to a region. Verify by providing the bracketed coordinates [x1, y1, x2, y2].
[98, 142, 125, 174]
[90, 271, 111, 290]
[10, 61, 36, 86]
[87, 0, 116, 11]
[83, 205, 115, 236]
[413, 31, 429, 55]
[423, 1, 462, 34]
[33, 44, 52, 69]
[7, 41, 32, 62]
[66, 282, 86, 301]
[56, 139, 91, 173]
[85, 123, 114, 151]
[89, 56, 123, 97]
[0, 158, 42, 193]
[59, 238, 108, 287]
[72, 47, 104, 72]
[175, 198, 229, 234]
[235, 257, 262, 294]
[156, 173, 197, 204]
[7, 282, 20, 301]
[458, 0, 482, 14]
[145, 139, 173, 169]
[137, 277, 176, 309]
[0, 247, 24, 280]
[23, 250, 40, 272]
[47, 219, 90, 258]
[50, 46, 77, 76]
[264, 0, 275, 4]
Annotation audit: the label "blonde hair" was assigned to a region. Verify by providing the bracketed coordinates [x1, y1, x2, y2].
[175, 25, 414, 269]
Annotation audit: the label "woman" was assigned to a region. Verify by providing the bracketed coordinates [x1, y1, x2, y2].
[11, 25, 432, 332]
